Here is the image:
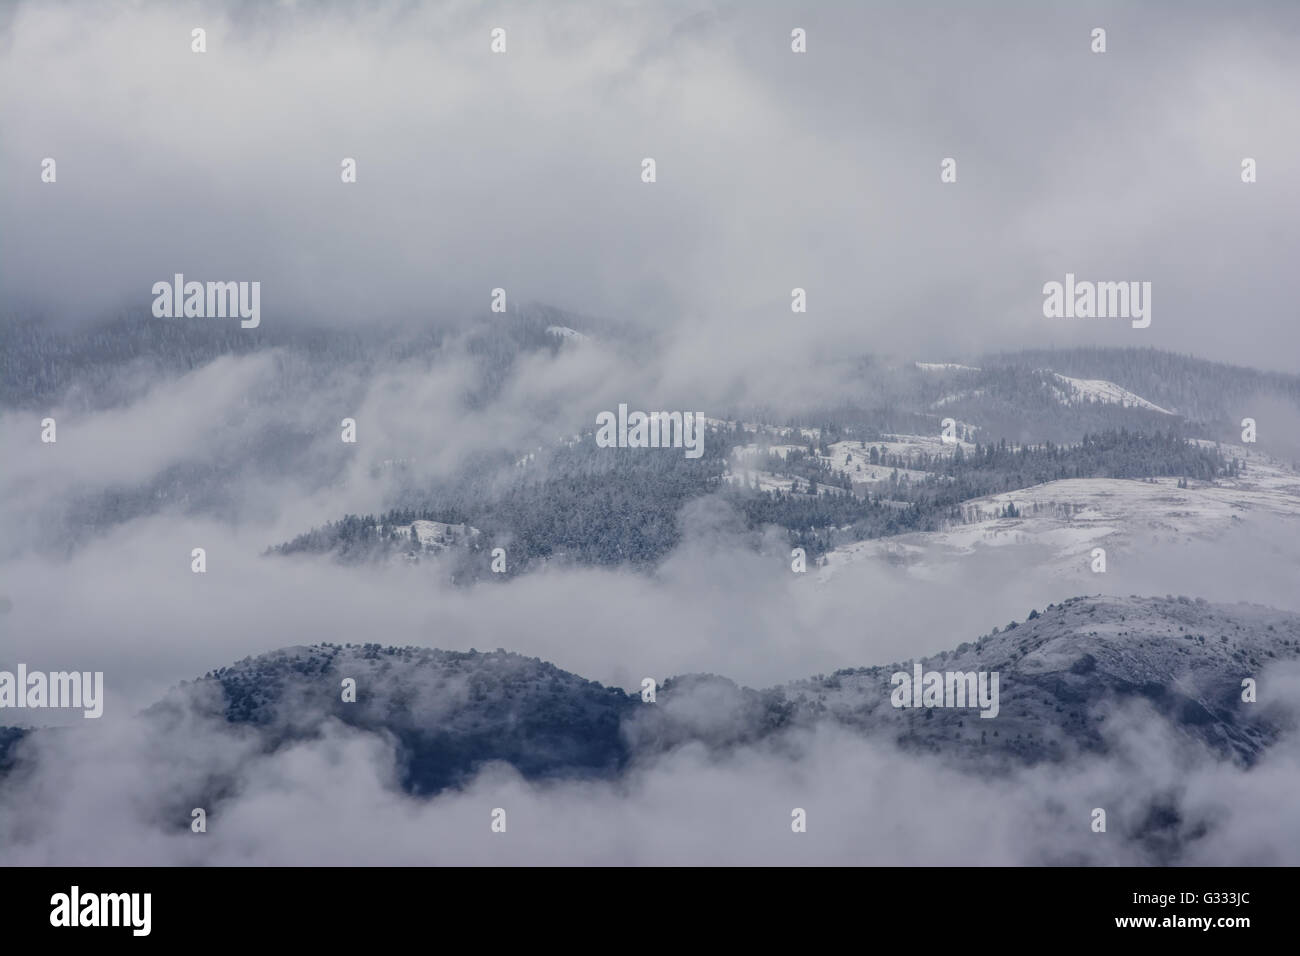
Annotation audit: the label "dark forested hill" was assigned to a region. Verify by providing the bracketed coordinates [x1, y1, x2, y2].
[4, 595, 1295, 861]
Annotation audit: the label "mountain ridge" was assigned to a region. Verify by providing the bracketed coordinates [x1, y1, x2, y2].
[4, 595, 1295, 790]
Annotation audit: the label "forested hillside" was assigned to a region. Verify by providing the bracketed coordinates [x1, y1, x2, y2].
[273, 428, 1228, 571]
[6, 309, 1290, 566]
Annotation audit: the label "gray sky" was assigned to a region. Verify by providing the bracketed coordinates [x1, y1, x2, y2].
[2, 0, 1298, 371]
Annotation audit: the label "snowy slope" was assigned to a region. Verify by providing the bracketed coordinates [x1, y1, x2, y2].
[409, 520, 479, 549]
[820, 448, 1300, 582]
[721, 430, 984, 496]
[372, 519, 481, 557]
[545, 325, 589, 342]
[1047, 372, 1173, 415]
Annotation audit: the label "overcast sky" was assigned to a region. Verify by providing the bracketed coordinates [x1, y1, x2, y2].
[3, 0, 1298, 370]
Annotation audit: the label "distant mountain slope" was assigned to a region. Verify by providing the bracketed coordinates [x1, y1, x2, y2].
[980, 346, 1300, 427]
[8, 314, 1296, 566]
[0, 304, 602, 412]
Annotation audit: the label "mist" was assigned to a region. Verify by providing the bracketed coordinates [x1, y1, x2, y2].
[3, 0, 1300, 373]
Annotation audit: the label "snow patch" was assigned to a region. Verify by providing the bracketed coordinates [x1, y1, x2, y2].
[1047, 373, 1173, 415]
[545, 325, 588, 342]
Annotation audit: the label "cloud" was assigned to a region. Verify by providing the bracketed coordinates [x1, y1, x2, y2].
[4, 668, 1300, 864]
[3, 0, 1300, 373]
